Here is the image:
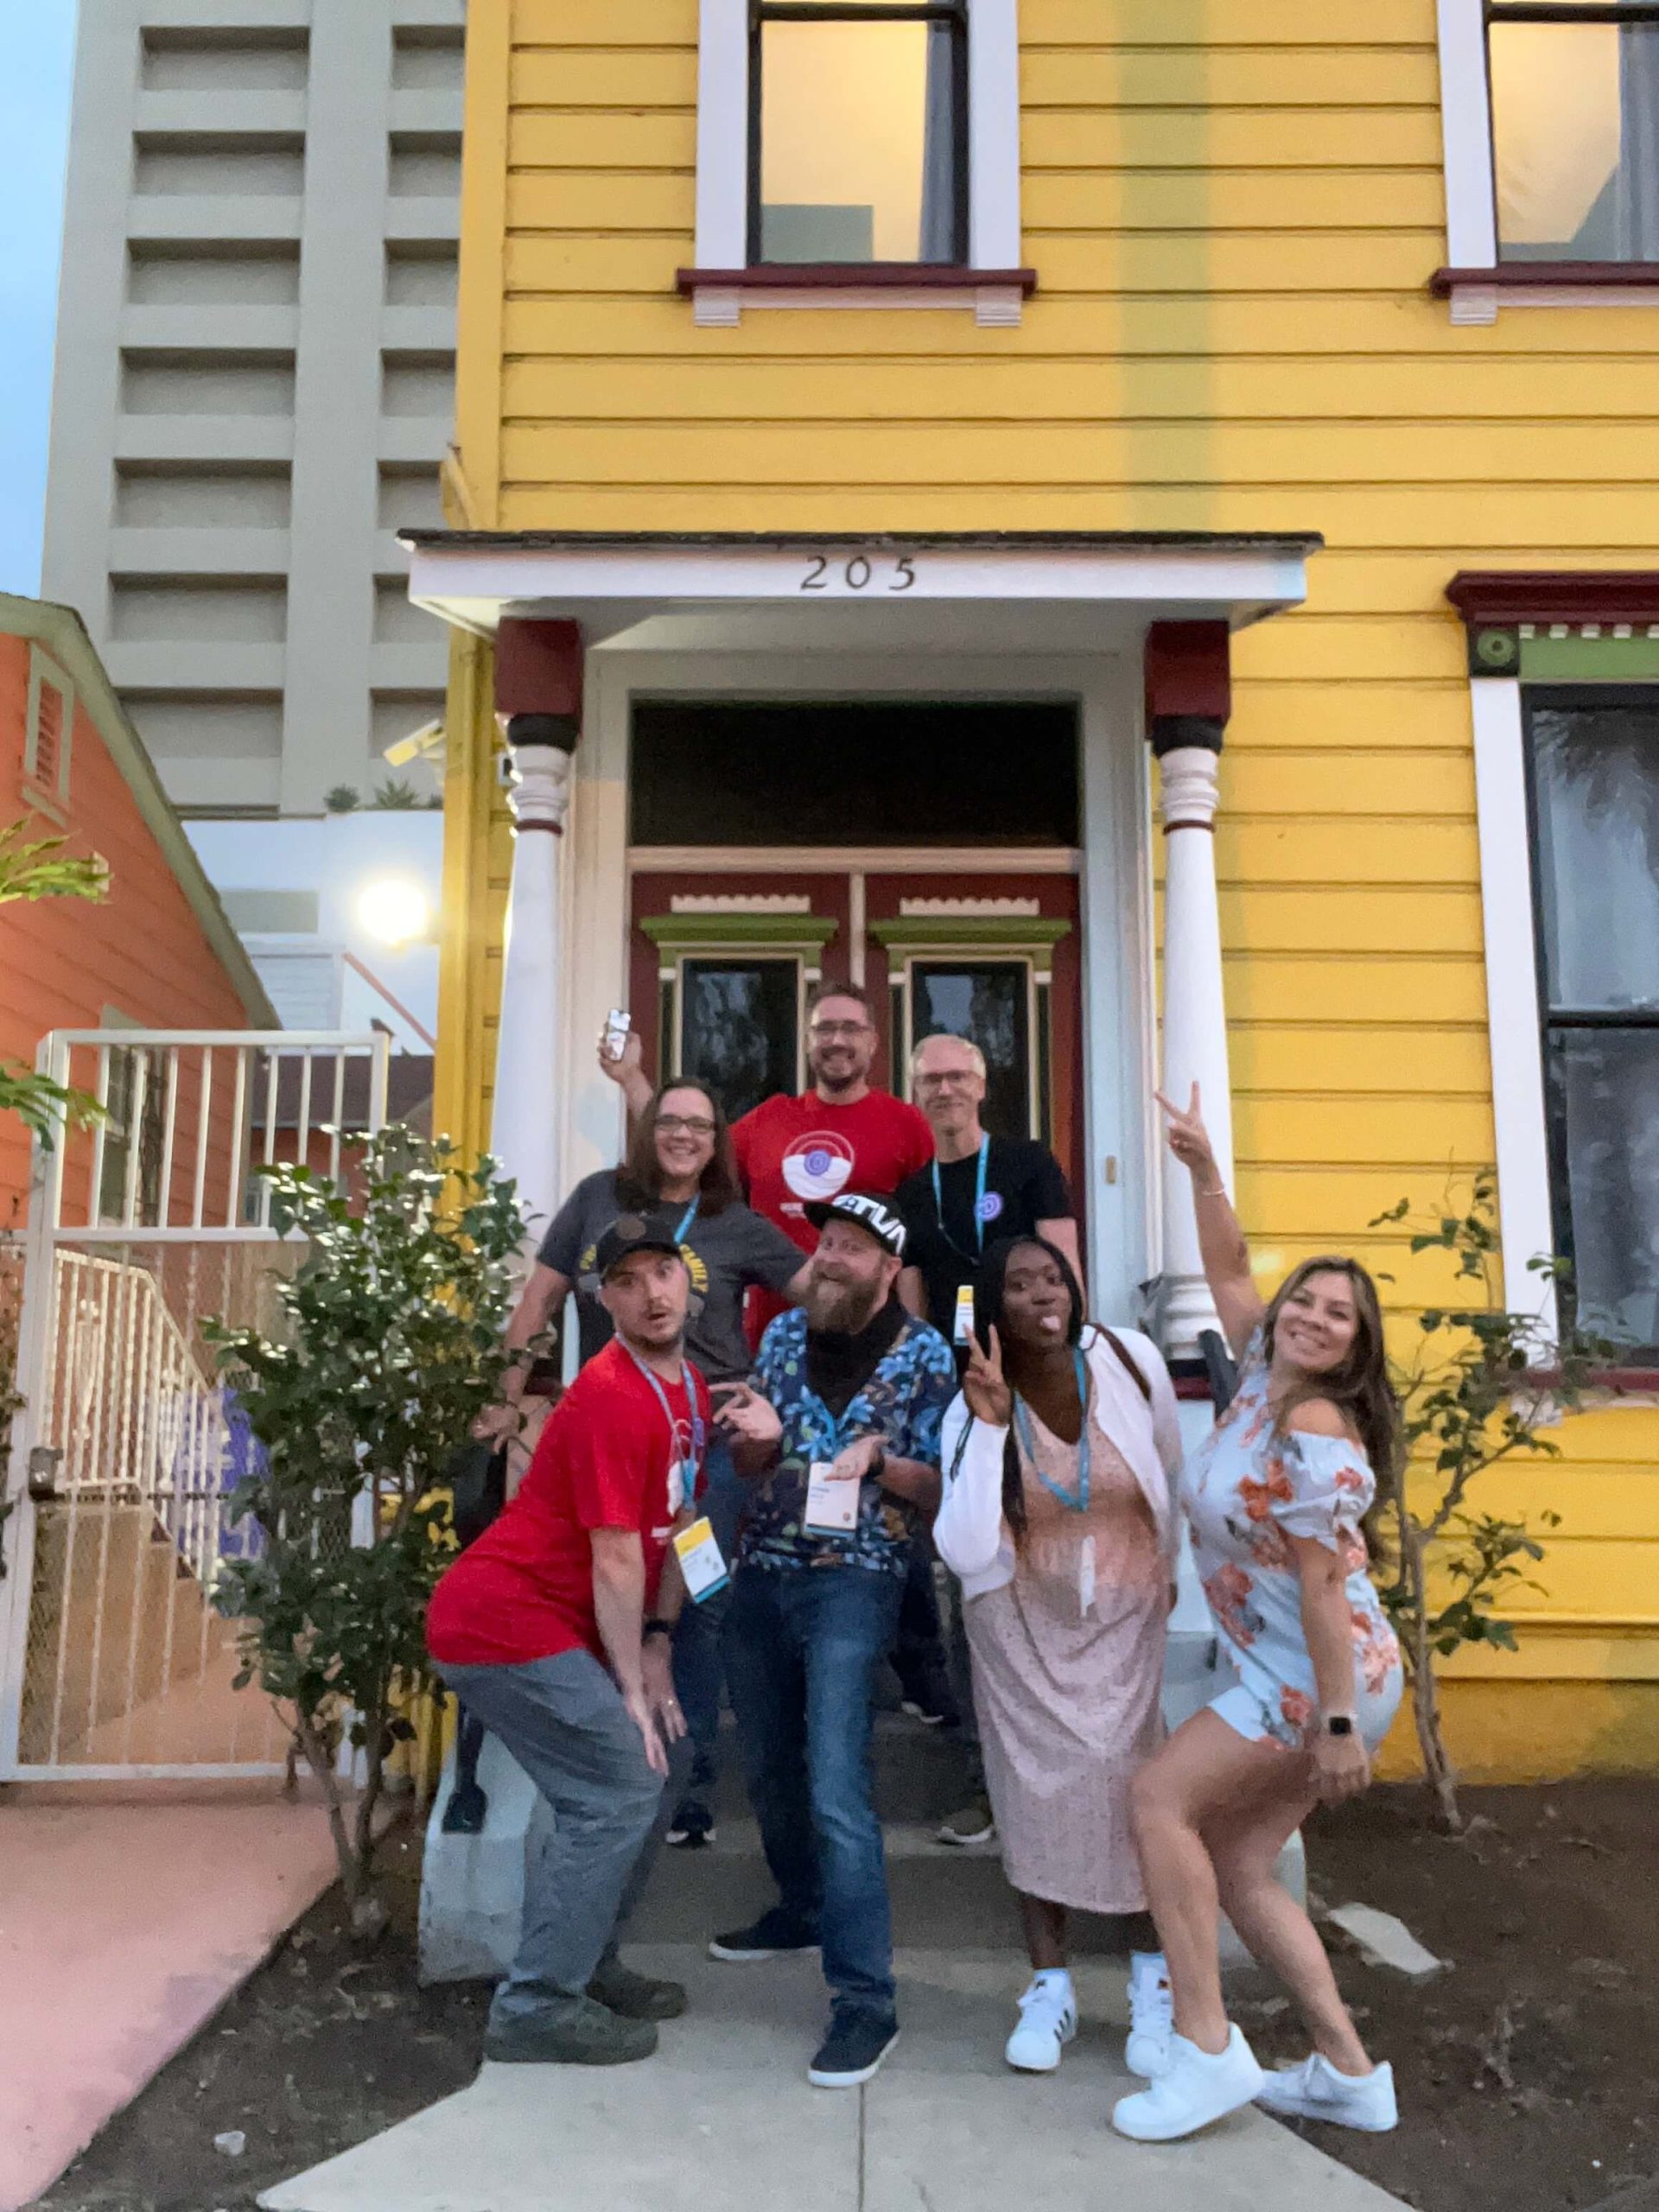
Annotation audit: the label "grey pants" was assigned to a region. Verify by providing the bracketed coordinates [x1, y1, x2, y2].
[440, 1649, 678, 2029]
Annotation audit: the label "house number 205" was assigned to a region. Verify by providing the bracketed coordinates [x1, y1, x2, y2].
[800, 553, 918, 593]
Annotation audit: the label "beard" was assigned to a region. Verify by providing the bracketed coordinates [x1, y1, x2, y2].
[806, 1274, 880, 1335]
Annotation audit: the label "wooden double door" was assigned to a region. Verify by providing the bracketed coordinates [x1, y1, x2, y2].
[627, 861, 1084, 1192]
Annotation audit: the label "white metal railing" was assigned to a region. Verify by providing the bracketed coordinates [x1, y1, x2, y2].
[0, 1030, 389, 1779]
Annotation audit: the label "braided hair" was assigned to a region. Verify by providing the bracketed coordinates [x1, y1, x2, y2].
[973, 1235, 1088, 1554]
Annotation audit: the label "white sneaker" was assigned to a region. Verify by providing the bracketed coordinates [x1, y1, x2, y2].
[1256, 2054, 1398, 2133]
[1005, 1974, 1077, 2073]
[1124, 1955, 1173, 2078]
[1112, 2025, 1265, 2142]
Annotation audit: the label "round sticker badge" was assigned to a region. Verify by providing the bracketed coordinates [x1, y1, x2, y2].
[976, 1191, 1004, 1225]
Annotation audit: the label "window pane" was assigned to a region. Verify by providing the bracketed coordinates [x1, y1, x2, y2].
[758, 19, 959, 263]
[1548, 1027, 1659, 1350]
[1490, 19, 1659, 261]
[1530, 700, 1659, 1012]
[681, 960, 798, 1123]
[912, 963, 1031, 1140]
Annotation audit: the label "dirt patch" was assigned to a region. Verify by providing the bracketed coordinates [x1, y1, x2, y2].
[1251, 1780, 1659, 2212]
[36, 1782, 1659, 2212]
[37, 1824, 487, 2212]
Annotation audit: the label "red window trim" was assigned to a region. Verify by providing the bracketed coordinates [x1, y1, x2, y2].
[677, 264, 1039, 294]
[1431, 261, 1659, 296]
[1446, 569, 1659, 627]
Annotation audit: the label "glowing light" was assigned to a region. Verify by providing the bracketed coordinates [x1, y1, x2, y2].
[356, 878, 429, 946]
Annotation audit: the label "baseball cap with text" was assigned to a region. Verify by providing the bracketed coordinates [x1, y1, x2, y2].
[803, 1190, 907, 1260]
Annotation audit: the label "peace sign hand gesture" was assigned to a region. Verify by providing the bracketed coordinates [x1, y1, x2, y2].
[1155, 1081, 1219, 1182]
[962, 1325, 1014, 1428]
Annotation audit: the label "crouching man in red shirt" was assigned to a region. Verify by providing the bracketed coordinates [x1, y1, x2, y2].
[427, 1219, 707, 2066]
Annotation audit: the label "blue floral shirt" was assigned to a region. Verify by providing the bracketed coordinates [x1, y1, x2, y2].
[737, 1307, 957, 1574]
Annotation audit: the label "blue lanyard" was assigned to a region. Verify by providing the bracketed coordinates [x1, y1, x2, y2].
[624, 1348, 706, 1477]
[931, 1136, 990, 1259]
[672, 1196, 699, 1243]
[1012, 1349, 1091, 1513]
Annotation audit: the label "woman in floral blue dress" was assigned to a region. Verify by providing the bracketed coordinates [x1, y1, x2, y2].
[1112, 1085, 1403, 2147]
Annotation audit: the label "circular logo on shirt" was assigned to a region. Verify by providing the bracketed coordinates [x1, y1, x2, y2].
[976, 1191, 1004, 1225]
[781, 1130, 856, 1203]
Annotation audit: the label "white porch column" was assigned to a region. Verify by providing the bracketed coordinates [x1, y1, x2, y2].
[1147, 622, 1236, 1365]
[421, 620, 583, 1986]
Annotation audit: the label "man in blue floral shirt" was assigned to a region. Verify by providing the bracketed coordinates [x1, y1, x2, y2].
[711, 1191, 956, 2090]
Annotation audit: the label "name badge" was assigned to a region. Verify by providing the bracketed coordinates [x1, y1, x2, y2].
[804, 1459, 859, 1535]
[1078, 1535, 1096, 1619]
[672, 1516, 728, 1604]
[953, 1282, 977, 1347]
[666, 1459, 690, 1517]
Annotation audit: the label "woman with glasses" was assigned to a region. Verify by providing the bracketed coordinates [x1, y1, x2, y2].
[483, 1078, 810, 1846]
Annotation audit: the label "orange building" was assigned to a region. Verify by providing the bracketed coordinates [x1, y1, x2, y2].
[0, 594, 273, 1217]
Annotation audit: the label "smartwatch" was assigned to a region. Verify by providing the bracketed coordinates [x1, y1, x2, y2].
[1324, 1713, 1356, 1738]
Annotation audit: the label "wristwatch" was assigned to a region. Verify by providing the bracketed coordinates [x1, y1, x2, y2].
[1323, 1713, 1356, 1738]
[643, 1618, 674, 1643]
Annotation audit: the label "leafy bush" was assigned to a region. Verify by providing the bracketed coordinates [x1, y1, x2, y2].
[206, 1128, 527, 1924]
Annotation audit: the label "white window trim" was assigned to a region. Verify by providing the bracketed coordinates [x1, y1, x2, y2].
[1470, 677, 1560, 1331]
[689, 0, 1025, 327]
[23, 646, 74, 822]
[1436, 0, 1659, 322]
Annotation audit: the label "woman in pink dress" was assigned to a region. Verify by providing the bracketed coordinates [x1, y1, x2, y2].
[1112, 1084, 1403, 2146]
[935, 1236, 1184, 2082]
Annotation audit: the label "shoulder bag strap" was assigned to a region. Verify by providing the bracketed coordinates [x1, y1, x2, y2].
[1098, 1326, 1153, 1405]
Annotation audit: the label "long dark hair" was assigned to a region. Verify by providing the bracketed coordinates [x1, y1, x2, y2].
[615, 1078, 740, 1217]
[975, 1234, 1087, 1553]
[1263, 1255, 1400, 1545]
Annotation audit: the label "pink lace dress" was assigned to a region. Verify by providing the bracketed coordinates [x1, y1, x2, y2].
[1181, 1333, 1403, 1752]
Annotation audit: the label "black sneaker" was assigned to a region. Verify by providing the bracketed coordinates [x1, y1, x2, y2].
[808, 2010, 900, 2088]
[708, 1907, 820, 1961]
[587, 1955, 688, 2020]
[483, 1995, 658, 2066]
[665, 1797, 716, 1849]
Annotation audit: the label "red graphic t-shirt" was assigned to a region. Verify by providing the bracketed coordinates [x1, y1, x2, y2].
[426, 1338, 704, 1669]
[732, 1089, 934, 1335]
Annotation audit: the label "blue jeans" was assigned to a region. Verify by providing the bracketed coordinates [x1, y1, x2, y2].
[671, 1438, 742, 1796]
[724, 1562, 905, 2021]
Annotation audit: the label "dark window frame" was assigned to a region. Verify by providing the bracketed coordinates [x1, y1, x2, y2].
[1484, 1, 1659, 266]
[1521, 682, 1659, 1349]
[746, 0, 971, 269]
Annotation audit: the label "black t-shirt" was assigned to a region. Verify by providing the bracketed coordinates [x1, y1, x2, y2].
[896, 1137, 1074, 1343]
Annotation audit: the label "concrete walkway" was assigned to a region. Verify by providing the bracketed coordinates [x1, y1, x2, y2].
[0, 1784, 346, 2212]
[262, 1716, 1405, 2212]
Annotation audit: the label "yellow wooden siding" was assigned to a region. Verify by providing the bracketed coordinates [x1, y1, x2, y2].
[440, 0, 1659, 1770]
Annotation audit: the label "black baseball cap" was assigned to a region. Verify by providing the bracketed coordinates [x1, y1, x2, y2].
[593, 1215, 688, 1282]
[804, 1190, 908, 1260]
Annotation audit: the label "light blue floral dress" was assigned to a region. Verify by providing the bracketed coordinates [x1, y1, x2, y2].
[1182, 1332, 1403, 1751]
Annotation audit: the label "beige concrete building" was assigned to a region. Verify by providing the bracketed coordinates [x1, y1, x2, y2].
[41, 0, 464, 818]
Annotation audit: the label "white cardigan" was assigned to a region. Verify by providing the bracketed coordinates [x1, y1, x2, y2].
[934, 1325, 1184, 1599]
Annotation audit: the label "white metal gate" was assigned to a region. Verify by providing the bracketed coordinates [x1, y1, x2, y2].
[0, 1030, 389, 1781]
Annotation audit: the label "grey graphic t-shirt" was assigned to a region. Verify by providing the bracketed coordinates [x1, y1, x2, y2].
[537, 1170, 805, 1379]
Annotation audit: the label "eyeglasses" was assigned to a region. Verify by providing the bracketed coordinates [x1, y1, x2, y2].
[656, 1114, 716, 1137]
[915, 1070, 978, 1090]
[809, 1020, 871, 1040]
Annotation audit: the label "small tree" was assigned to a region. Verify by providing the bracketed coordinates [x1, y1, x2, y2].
[0, 821, 108, 1146]
[1373, 1173, 1619, 1831]
[206, 1128, 527, 1928]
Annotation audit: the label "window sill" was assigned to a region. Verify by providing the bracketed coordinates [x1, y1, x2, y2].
[676, 264, 1039, 328]
[1526, 1366, 1659, 1408]
[1430, 262, 1659, 325]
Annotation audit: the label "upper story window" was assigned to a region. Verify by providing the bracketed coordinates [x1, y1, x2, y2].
[1525, 689, 1659, 1351]
[751, 1, 968, 266]
[1488, 1, 1659, 263]
[680, 0, 1029, 326]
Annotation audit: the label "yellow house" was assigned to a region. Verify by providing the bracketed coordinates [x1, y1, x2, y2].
[408, 0, 1659, 1782]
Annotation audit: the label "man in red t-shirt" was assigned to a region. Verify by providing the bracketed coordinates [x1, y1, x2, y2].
[427, 1221, 706, 2067]
[609, 981, 933, 1335]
